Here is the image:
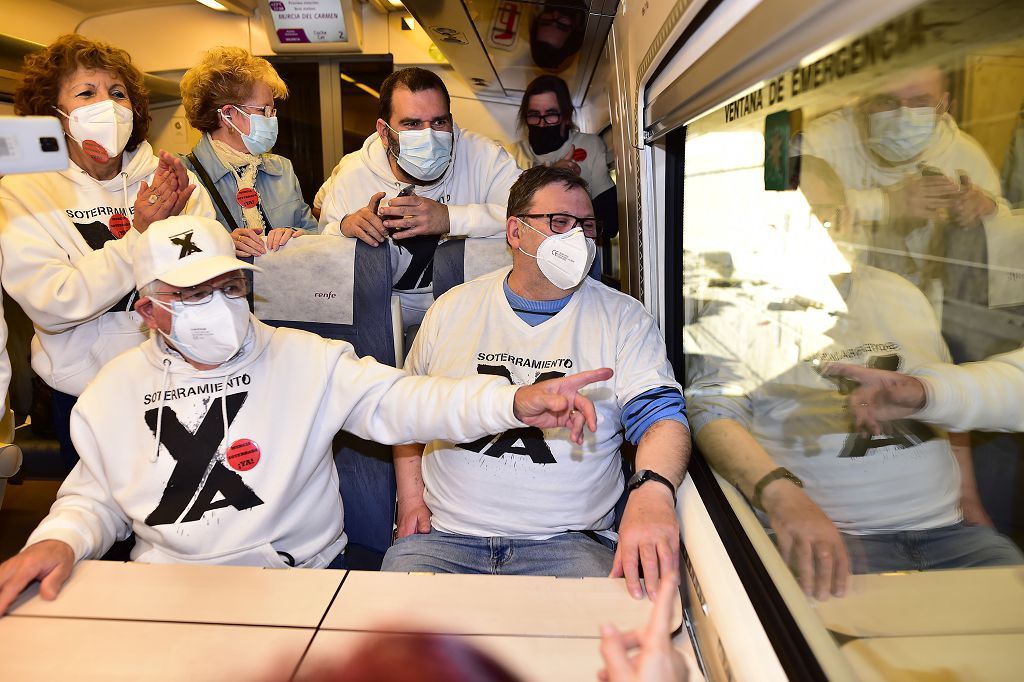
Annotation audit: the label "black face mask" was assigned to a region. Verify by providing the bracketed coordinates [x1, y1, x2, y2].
[528, 124, 568, 155]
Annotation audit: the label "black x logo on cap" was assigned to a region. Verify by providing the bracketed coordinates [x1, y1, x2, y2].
[169, 230, 204, 259]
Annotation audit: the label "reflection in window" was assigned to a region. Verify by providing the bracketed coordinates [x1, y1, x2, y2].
[679, 0, 1024, 674]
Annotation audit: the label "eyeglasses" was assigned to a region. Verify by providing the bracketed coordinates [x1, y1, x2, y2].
[233, 103, 277, 118]
[862, 95, 945, 115]
[156, 277, 251, 306]
[517, 213, 600, 239]
[525, 111, 562, 126]
[536, 15, 576, 32]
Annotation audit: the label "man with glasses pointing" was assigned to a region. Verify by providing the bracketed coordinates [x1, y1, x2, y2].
[382, 167, 691, 600]
[0, 214, 613, 614]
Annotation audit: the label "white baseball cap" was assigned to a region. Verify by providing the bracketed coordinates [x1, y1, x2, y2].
[132, 215, 260, 289]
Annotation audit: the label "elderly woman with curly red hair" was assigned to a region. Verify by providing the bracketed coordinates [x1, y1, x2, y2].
[0, 33, 215, 470]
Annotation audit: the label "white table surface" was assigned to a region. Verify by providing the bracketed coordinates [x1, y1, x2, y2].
[841, 633, 1024, 682]
[814, 566, 1024, 637]
[0, 563, 684, 681]
[8, 560, 346, 627]
[322, 570, 680, 637]
[0, 615, 314, 682]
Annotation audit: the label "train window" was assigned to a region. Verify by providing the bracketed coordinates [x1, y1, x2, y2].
[680, 0, 1024, 673]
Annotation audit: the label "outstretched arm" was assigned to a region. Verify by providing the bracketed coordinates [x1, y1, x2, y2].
[827, 350, 1024, 433]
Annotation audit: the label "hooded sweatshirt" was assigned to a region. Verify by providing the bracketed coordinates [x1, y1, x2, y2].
[913, 345, 1024, 432]
[0, 141, 215, 396]
[318, 125, 521, 323]
[26, 319, 524, 567]
[508, 129, 614, 198]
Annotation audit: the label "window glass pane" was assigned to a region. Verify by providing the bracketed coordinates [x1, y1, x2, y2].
[681, 1, 1024, 675]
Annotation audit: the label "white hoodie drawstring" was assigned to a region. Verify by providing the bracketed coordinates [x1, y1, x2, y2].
[220, 374, 230, 455]
[151, 358, 172, 463]
[119, 171, 139, 312]
[120, 171, 129, 215]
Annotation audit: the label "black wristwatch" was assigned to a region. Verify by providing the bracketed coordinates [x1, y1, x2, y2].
[626, 469, 677, 505]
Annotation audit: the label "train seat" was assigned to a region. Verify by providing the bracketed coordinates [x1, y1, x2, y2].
[432, 236, 514, 301]
[251, 235, 398, 570]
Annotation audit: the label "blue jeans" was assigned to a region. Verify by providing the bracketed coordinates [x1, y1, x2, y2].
[381, 529, 616, 577]
[842, 522, 1024, 574]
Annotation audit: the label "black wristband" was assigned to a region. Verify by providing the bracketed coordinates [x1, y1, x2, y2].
[626, 469, 677, 505]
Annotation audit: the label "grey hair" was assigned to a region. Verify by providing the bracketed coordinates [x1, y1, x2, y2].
[138, 281, 161, 299]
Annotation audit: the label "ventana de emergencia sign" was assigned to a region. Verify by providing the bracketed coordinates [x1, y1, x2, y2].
[723, 9, 928, 125]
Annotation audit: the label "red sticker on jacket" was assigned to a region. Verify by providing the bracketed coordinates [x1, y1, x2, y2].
[572, 147, 587, 162]
[82, 140, 110, 163]
[108, 213, 131, 238]
[236, 187, 260, 209]
[227, 438, 261, 471]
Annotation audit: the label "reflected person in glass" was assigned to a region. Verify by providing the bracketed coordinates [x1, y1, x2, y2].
[686, 156, 1022, 601]
[802, 63, 1009, 336]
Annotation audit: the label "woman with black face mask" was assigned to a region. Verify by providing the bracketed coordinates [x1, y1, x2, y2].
[508, 75, 619, 275]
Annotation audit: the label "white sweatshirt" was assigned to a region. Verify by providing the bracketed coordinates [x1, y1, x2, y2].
[914, 346, 1024, 432]
[0, 141, 215, 396]
[26, 319, 524, 567]
[803, 108, 1005, 226]
[318, 126, 521, 322]
[508, 130, 615, 198]
[408, 269, 679, 538]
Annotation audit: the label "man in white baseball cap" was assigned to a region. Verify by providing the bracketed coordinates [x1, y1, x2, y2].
[0, 214, 611, 614]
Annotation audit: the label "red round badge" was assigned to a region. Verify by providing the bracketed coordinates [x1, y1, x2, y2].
[572, 147, 587, 162]
[108, 213, 131, 239]
[227, 438, 261, 472]
[82, 140, 110, 163]
[236, 187, 260, 209]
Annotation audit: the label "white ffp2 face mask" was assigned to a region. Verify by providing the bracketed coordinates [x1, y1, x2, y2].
[152, 291, 251, 365]
[866, 106, 937, 163]
[55, 99, 134, 161]
[517, 218, 596, 290]
[386, 123, 453, 181]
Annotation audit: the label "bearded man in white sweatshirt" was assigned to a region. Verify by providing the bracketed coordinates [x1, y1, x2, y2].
[317, 67, 522, 328]
[0, 215, 610, 615]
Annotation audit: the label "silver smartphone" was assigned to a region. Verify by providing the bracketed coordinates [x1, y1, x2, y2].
[0, 116, 69, 175]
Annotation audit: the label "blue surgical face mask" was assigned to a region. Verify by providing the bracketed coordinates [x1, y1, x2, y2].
[223, 107, 278, 155]
[386, 122, 453, 181]
[866, 106, 937, 163]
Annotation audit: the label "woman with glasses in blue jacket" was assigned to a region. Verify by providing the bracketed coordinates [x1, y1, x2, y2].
[180, 47, 316, 258]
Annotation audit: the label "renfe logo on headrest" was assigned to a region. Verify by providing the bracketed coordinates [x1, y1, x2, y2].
[169, 230, 203, 259]
[314, 291, 337, 299]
